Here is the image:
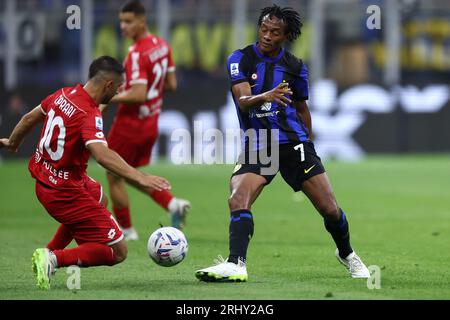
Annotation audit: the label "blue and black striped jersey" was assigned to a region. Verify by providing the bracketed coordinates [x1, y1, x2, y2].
[227, 43, 310, 149]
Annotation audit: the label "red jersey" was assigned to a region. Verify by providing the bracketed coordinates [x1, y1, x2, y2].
[28, 84, 107, 189]
[112, 34, 175, 136]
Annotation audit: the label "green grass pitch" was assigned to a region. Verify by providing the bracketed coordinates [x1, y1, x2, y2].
[0, 155, 449, 299]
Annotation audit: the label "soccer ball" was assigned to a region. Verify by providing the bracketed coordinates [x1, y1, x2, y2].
[147, 227, 188, 267]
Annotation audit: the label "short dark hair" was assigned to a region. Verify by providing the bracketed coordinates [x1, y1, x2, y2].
[121, 0, 146, 15]
[258, 4, 303, 41]
[88, 56, 124, 79]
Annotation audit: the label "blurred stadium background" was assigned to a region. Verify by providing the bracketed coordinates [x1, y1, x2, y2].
[0, 0, 449, 162]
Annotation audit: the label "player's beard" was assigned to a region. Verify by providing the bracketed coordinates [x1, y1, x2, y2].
[102, 92, 115, 104]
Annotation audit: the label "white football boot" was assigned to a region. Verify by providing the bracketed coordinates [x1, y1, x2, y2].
[335, 249, 370, 278]
[195, 255, 248, 282]
[168, 198, 191, 230]
[122, 227, 139, 241]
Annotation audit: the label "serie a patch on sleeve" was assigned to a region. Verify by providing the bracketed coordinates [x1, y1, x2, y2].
[230, 63, 239, 76]
[95, 117, 103, 131]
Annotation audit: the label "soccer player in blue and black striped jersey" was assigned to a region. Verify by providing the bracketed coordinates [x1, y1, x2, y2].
[195, 5, 370, 282]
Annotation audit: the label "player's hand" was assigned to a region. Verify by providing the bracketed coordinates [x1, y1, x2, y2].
[0, 138, 8, 148]
[0, 138, 17, 152]
[139, 174, 171, 191]
[262, 82, 293, 107]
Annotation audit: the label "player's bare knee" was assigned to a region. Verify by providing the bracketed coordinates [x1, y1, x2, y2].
[228, 192, 249, 211]
[115, 248, 128, 264]
[317, 200, 339, 220]
[112, 240, 128, 264]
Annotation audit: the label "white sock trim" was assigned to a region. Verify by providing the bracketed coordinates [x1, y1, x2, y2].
[167, 198, 178, 214]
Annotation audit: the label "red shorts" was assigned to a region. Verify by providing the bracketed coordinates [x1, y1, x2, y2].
[107, 128, 158, 168]
[35, 177, 123, 246]
[83, 175, 103, 203]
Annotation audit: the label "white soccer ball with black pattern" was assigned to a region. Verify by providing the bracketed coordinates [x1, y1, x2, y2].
[147, 227, 188, 267]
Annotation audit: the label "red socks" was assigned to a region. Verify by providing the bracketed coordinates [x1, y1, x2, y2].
[47, 224, 73, 250]
[149, 189, 174, 210]
[113, 206, 132, 229]
[53, 243, 116, 267]
[113, 190, 174, 230]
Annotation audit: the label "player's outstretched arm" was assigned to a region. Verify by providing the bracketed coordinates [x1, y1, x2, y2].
[99, 83, 126, 114]
[87, 142, 171, 191]
[232, 82, 293, 113]
[163, 71, 177, 92]
[0, 105, 45, 153]
[294, 100, 313, 140]
[109, 83, 147, 105]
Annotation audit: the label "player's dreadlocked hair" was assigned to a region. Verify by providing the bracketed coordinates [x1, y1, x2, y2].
[258, 4, 303, 41]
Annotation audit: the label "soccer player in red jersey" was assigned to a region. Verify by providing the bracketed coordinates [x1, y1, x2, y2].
[103, 0, 190, 240]
[0, 56, 171, 290]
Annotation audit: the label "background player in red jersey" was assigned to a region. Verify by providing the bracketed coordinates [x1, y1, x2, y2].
[0, 56, 171, 290]
[103, 0, 190, 240]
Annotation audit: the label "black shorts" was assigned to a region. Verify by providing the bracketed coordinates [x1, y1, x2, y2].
[231, 142, 326, 192]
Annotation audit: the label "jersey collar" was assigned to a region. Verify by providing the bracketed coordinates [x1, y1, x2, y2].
[252, 43, 285, 63]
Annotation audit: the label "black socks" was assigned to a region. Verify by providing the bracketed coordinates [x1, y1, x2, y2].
[324, 209, 353, 259]
[228, 210, 254, 264]
[228, 208, 353, 263]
